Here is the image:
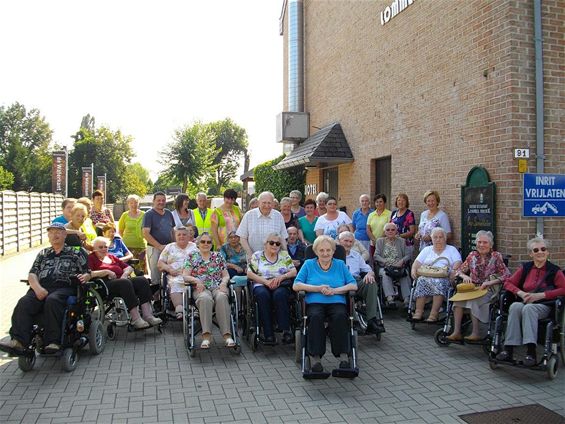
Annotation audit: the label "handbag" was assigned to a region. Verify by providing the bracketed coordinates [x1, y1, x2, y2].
[384, 266, 407, 279]
[416, 256, 450, 278]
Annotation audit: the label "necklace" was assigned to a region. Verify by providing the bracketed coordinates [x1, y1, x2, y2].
[318, 260, 332, 272]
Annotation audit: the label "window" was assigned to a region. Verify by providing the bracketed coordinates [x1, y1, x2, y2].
[374, 157, 391, 205]
[323, 167, 339, 198]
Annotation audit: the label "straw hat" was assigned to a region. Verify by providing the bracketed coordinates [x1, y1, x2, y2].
[449, 282, 488, 302]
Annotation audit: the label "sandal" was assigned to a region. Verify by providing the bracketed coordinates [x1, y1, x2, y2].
[200, 339, 211, 349]
[447, 334, 463, 342]
[425, 312, 439, 323]
[412, 310, 424, 321]
[176, 312, 183, 320]
[224, 337, 236, 348]
[464, 335, 482, 342]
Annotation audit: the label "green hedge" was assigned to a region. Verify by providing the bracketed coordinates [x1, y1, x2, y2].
[253, 154, 305, 201]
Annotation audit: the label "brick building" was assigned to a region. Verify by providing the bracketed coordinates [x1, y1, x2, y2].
[275, 0, 564, 266]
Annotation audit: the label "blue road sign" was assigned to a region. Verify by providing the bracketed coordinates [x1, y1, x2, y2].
[523, 173, 565, 217]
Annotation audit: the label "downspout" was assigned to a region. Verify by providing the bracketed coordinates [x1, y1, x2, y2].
[534, 0, 544, 237]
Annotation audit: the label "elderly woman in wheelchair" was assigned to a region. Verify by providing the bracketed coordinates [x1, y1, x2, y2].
[182, 232, 236, 349]
[293, 235, 358, 378]
[158, 226, 197, 320]
[246, 232, 297, 345]
[493, 237, 565, 373]
[89, 237, 161, 330]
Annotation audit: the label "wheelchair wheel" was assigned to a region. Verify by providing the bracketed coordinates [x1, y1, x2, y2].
[88, 320, 105, 355]
[488, 360, 498, 370]
[106, 323, 116, 341]
[434, 329, 449, 347]
[354, 300, 368, 333]
[559, 309, 565, 364]
[249, 330, 258, 352]
[18, 354, 36, 372]
[62, 348, 78, 372]
[295, 329, 302, 363]
[546, 355, 559, 380]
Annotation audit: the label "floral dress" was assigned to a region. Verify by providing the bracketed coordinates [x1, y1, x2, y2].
[160, 242, 197, 293]
[184, 251, 227, 290]
[391, 209, 416, 247]
[455, 250, 510, 322]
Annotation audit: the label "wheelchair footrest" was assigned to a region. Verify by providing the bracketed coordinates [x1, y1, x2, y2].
[0, 345, 29, 357]
[303, 370, 331, 380]
[332, 367, 359, 379]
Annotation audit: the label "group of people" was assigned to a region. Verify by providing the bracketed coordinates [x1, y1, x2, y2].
[1, 187, 564, 374]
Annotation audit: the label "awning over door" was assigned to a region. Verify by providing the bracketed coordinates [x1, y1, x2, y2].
[273, 123, 353, 170]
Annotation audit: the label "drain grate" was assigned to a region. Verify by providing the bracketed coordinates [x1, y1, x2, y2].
[460, 404, 565, 424]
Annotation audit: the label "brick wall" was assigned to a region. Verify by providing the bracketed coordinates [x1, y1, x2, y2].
[282, 0, 564, 267]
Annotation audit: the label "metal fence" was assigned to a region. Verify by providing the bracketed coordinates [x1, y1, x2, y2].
[0, 191, 64, 256]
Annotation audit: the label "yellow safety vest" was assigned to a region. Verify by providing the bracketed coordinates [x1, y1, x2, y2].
[193, 208, 213, 236]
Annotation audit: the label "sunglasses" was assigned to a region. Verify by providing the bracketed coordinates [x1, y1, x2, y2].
[200, 240, 212, 245]
[532, 247, 547, 253]
[267, 241, 281, 246]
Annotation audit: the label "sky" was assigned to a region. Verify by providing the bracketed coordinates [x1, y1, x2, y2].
[0, 0, 285, 180]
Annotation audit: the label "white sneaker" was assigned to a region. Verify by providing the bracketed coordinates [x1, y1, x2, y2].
[132, 318, 150, 329]
[144, 316, 162, 326]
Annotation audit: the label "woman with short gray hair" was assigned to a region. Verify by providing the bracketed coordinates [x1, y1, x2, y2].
[495, 237, 565, 366]
[247, 232, 297, 344]
[289, 190, 306, 218]
[447, 231, 510, 342]
[411, 227, 462, 322]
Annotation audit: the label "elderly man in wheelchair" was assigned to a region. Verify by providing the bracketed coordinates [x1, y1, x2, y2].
[0, 222, 104, 371]
[491, 237, 565, 378]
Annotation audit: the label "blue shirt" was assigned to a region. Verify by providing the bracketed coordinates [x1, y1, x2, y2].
[52, 215, 68, 224]
[294, 258, 356, 304]
[351, 208, 374, 241]
[108, 236, 129, 258]
[345, 250, 372, 278]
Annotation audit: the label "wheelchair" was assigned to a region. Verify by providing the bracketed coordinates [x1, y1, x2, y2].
[352, 271, 386, 341]
[376, 262, 412, 311]
[433, 277, 496, 352]
[182, 280, 241, 358]
[240, 276, 299, 351]
[295, 245, 359, 379]
[406, 275, 454, 330]
[487, 290, 565, 380]
[95, 274, 163, 340]
[6, 277, 106, 373]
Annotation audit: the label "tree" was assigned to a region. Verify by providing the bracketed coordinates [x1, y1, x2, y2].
[0, 102, 53, 192]
[207, 119, 248, 193]
[68, 122, 134, 202]
[121, 162, 152, 198]
[253, 154, 305, 201]
[0, 165, 14, 190]
[159, 122, 219, 193]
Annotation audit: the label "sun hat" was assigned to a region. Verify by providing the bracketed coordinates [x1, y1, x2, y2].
[449, 282, 488, 302]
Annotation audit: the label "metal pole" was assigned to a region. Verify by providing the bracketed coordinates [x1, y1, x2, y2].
[534, 0, 544, 237]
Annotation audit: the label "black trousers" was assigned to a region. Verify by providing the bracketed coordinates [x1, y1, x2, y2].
[306, 303, 350, 358]
[10, 287, 76, 345]
[104, 277, 152, 310]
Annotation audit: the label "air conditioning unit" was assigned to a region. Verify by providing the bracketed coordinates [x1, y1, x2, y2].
[276, 112, 309, 143]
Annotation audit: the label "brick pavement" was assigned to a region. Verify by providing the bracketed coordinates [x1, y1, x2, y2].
[1, 250, 564, 423]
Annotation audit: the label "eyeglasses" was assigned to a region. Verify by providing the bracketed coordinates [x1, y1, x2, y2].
[326, 202, 337, 206]
[268, 241, 281, 246]
[385, 228, 397, 232]
[200, 240, 212, 245]
[97, 246, 108, 250]
[532, 247, 547, 253]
